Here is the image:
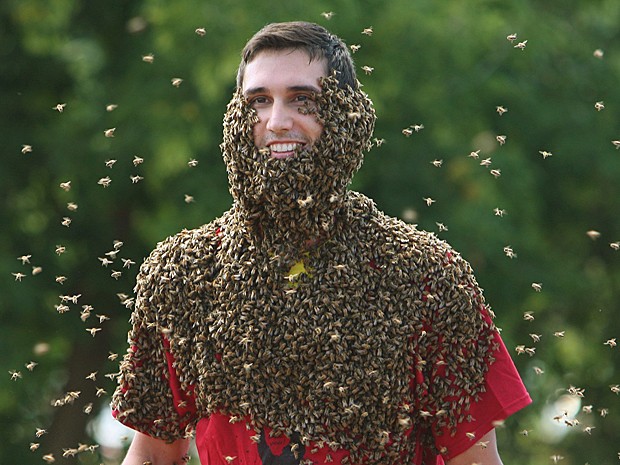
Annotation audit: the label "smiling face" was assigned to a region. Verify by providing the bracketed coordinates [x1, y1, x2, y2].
[242, 49, 326, 159]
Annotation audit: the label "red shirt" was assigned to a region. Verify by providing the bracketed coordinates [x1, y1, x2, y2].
[118, 329, 530, 465]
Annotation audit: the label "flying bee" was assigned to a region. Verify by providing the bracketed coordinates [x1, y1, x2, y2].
[171, 77, 183, 87]
[605, 338, 617, 347]
[130, 175, 144, 183]
[55, 245, 66, 255]
[431, 159, 443, 167]
[42, 453, 55, 463]
[9, 370, 22, 380]
[61, 217, 72, 227]
[122, 258, 136, 268]
[104, 127, 116, 137]
[468, 150, 480, 158]
[111, 270, 122, 279]
[188, 158, 199, 167]
[195, 27, 206, 36]
[86, 327, 102, 337]
[96, 314, 110, 323]
[21, 144, 33, 154]
[496, 106, 508, 115]
[53, 103, 67, 113]
[423, 197, 435, 206]
[490, 169, 501, 178]
[98, 257, 113, 267]
[514, 40, 528, 50]
[55, 275, 67, 284]
[612, 140, 620, 149]
[350, 44, 361, 53]
[32, 266, 43, 275]
[533, 366, 544, 375]
[554, 331, 565, 338]
[361, 66, 374, 75]
[133, 155, 144, 166]
[98, 176, 112, 187]
[506, 33, 517, 42]
[26, 361, 38, 371]
[496, 135, 506, 145]
[35, 428, 47, 438]
[321, 11, 334, 20]
[30, 442, 40, 451]
[12, 272, 26, 281]
[85, 372, 97, 381]
[539, 150, 552, 159]
[593, 49, 604, 58]
[610, 242, 620, 250]
[105, 159, 117, 168]
[402, 128, 413, 137]
[184, 194, 195, 203]
[142, 53, 154, 63]
[586, 230, 600, 240]
[523, 311, 535, 321]
[494, 208, 506, 217]
[59, 181, 71, 191]
[106, 103, 118, 112]
[480, 158, 492, 167]
[67, 202, 78, 211]
[362, 26, 373, 36]
[594, 101, 605, 111]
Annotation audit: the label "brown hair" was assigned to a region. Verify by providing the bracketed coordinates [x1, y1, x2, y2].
[236, 21, 357, 90]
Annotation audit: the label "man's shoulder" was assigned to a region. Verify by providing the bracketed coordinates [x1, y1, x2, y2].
[348, 191, 449, 255]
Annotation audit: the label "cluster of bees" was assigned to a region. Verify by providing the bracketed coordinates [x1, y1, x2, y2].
[8, 14, 620, 465]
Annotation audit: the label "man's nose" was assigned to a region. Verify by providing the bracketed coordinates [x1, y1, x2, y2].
[265, 100, 294, 133]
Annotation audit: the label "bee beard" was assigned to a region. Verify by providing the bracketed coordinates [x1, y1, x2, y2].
[221, 77, 375, 256]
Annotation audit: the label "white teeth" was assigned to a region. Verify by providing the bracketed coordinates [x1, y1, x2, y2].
[270, 143, 300, 153]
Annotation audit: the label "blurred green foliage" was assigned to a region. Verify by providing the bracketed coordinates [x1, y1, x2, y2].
[2, 0, 620, 463]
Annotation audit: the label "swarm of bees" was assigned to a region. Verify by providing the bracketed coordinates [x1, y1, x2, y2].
[8, 12, 620, 465]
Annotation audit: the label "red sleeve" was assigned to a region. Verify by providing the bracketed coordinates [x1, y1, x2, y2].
[435, 331, 532, 460]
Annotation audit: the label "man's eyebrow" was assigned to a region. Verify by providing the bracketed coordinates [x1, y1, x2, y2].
[243, 85, 321, 97]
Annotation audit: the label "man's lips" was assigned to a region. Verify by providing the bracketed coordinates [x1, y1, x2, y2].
[268, 142, 304, 159]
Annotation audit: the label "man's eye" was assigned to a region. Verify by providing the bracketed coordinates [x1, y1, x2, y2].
[249, 96, 269, 106]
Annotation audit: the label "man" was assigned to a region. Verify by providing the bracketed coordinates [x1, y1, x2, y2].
[112, 21, 531, 465]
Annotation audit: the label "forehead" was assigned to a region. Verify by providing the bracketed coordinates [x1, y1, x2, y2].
[242, 48, 328, 93]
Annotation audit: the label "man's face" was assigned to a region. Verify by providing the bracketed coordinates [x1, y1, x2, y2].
[242, 49, 326, 159]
